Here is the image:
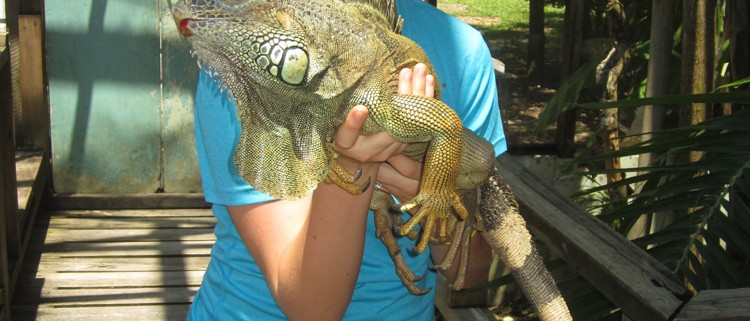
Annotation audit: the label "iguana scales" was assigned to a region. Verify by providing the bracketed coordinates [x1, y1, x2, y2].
[172, 0, 572, 319]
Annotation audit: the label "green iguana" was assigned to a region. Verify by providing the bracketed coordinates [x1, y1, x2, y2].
[172, 0, 571, 319]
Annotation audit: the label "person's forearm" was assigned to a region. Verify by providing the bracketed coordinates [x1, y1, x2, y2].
[230, 160, 378, 321]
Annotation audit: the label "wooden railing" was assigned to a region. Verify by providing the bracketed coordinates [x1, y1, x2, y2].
[0, 36, 14, 321]
[434, 60, 750, 321]
[0, 2, 50, 318]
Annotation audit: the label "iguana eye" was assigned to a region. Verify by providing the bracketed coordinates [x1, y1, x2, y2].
[251, 40, 308, 86]
[278, 47, 308, 85]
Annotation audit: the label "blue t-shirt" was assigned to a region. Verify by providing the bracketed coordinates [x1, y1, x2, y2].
[187, 1, 507, 320]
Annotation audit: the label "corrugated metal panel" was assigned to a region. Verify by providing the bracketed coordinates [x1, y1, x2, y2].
[46, 0, 200, 194]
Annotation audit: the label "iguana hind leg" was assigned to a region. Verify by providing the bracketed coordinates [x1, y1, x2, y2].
[371, 190, 431, 296]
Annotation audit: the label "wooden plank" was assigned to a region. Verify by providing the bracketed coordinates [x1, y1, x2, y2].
[16, 209, 211, 321]
[496, 154, 692, 321]
[48, 208, 213, 218]
[14, 304, 191, 321]
[673, 288, 750, 321]
[18, 270, 205, 289]
[0, 40, 17, 321]
[435, 274, 495, 321]
[50, 194, 210, 210]
[31, 255, 209, 273]
[15, 150, 43, 212]
[18, 15, 47, 148]
[34, 228, 216, 244]
[14, 285, 200, 306]
[29, 240, 214, 256]
[47, 216, 216, 229]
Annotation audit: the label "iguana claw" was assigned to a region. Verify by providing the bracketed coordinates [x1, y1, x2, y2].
[325, 161, 371, 194]
[398, 190, 468, 253]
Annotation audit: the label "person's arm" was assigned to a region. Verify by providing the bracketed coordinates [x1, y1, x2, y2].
[226, 89, 385, 321]
[227, 161, 375, 320]
[224, 66, 428, 321]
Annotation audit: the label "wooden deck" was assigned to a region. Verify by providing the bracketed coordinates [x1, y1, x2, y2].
[13, 209, 215, 321]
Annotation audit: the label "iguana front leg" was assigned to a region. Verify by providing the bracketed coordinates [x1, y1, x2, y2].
[370, 94, 468, 254]
[323, 155, 371, 194]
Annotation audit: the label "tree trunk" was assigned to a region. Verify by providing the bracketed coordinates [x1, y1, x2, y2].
[680, 0, 715, 133]
[597, 0, 629, 206]
[728, 0, 750, 108]
[628, 0, 675, 240]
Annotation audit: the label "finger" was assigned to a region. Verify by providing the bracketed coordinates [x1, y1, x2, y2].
[333, 105, 368, 150]
[377, 162, 420, 202]
[398, 67, 413, 95]
[425, 74, 435, 98]
[412, 63, 427, 96]
[386, 154, 423, 180]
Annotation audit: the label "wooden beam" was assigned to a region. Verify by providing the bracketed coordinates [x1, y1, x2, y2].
[435, 274, 495, 321]
[673, 288, 750, 321]
[496, 154, 692, 321]
[18, 15, 47, 149]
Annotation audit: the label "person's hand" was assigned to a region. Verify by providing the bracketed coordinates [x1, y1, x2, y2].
[332, 105, 407, 164]
[332, 63, 434, 202]
[332, 63, 434, 164]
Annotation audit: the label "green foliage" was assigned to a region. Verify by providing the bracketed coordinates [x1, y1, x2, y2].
[575, 107, 750, 291]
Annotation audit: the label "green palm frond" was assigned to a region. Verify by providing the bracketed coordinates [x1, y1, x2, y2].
[575, 109, 750, 291]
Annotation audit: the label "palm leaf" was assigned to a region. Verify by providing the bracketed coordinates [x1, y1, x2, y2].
[574, 109, 750, 292]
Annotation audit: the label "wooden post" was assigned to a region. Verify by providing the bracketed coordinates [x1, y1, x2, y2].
[527, 0, 545, 80]
[18, 15, 48, 149]
[557, 0, 584, 158]
[0, 41, 15, 321]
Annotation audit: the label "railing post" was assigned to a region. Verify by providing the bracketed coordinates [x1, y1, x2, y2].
[0, 38, 15, 321]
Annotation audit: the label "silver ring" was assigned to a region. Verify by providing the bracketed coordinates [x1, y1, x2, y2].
[374, 181, 383, 190]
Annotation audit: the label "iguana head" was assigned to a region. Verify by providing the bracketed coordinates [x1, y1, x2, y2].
[170, 0, 403, 199]
[172, 0, 312, 94]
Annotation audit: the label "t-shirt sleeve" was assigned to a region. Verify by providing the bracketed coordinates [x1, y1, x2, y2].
[456, 39, 508, 157]
[194, 70, 276, 206]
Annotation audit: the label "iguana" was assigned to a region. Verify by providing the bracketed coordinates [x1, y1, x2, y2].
[171, 0, 571, 319]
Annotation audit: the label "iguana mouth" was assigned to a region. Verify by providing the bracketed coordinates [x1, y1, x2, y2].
[177, 18, 194, 37]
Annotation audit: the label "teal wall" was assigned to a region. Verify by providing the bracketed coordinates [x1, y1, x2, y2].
[46, 0, 200, 194]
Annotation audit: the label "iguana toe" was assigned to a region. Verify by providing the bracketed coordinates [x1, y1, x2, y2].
[325, 161, 371, 195]
[398, 190, 467, 253]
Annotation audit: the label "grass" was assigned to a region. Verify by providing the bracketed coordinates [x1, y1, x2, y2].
[438, 0, 565, 32]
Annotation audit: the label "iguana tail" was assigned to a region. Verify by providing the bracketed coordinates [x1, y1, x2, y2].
[478, 173, 572, 321]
